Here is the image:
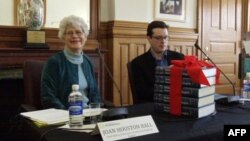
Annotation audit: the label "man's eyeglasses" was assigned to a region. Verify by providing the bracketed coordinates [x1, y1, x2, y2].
[152, 36, 168, 41]
[65, 31, 84, 36]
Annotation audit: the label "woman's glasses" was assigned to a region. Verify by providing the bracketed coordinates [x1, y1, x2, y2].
[65, 31, 84, 36]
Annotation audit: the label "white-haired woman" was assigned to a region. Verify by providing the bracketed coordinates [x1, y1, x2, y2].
[41, 15, 101, 109]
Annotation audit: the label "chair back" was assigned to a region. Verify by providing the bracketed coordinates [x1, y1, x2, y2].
[23, 60, 45, 110]
[127, 62, 138, 104]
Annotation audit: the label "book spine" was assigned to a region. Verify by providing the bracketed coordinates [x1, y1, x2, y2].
[182, 87, 201, 97]
[155, 66, 216, 78]
[154, 93, 197, 106]
[155, 75, 202, 88]
[154, 84, 199, 98]
[154, 93, 214, 108]
[154, 84, 215, 98]
[154, 102, 215, 118]
[155, 67, 189, 77]
[154, 102, 198, 117]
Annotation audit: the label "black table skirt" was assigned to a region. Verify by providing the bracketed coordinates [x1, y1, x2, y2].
[17, 102, 250, 141]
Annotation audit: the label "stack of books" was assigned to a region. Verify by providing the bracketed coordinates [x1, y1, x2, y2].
[154, 66, 216, 118]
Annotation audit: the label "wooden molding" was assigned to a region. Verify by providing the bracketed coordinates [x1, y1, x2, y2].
[100, 20, 198, 41]
[0, 26, 99, 50]
[100, 21, 148, 38]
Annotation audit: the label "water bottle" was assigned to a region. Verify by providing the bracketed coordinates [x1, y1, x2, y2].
[68, 84, 83, 128]
[243, 72, 250, 98]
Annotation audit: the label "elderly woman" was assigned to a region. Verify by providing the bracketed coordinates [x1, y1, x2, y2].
[41, 15, 101, 109]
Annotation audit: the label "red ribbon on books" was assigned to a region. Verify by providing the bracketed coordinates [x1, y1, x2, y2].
[169, 55, 220, 115]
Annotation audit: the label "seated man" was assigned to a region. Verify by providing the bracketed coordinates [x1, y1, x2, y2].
[130, 21, 184, 103]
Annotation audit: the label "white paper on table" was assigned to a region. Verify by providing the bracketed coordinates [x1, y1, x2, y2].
[20, 108, 68, 125]
[59, 124, 96, 133]
[83, 108, 108, 117]
[20, 107, 108, 127]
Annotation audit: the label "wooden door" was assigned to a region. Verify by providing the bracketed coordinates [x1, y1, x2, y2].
[199, 0, 242, 94]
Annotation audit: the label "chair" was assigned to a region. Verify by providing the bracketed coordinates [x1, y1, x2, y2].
[127, 62, 138, 104]
[22, 60, 45, 111]
[22, 59, 114, 111]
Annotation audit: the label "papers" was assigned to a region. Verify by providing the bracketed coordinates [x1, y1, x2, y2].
[20, 108, 108, 126]
[20, 108, 69, 125]
[59, 124, 96, 133]
[83, 108, 108, 117]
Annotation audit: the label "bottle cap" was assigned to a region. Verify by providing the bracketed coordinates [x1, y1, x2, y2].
[72, 84, 79, 91]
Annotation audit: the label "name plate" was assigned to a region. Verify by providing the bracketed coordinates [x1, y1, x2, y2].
[94, 115, 159, 141]
[27, 30, 45, 44]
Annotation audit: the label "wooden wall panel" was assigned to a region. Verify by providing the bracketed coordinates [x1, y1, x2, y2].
[242, 0, 250, 32]
[112, 38, 149, 106]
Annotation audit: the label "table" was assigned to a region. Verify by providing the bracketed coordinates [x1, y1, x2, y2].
[18, 102, 250, 141]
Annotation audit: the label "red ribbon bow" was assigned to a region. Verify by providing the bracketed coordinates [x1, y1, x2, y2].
[169, 55, 220, 115]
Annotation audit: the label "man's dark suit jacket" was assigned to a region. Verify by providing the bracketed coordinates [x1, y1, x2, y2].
[130, 49, 184, 103]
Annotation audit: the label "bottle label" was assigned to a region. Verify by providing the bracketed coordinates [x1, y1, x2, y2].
[244, 85, 250, 91]
[69, 101, 83, 115]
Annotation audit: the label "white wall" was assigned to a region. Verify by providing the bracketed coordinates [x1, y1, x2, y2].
[1, 0, 197, 28]
[114, 0, 153, 23]
[0, 0, 14, 25]
[101, 0, 197, 28]
[0, 0, 89, 28]
[100, 0, 115, 22]
[45, 0, 89, 28]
